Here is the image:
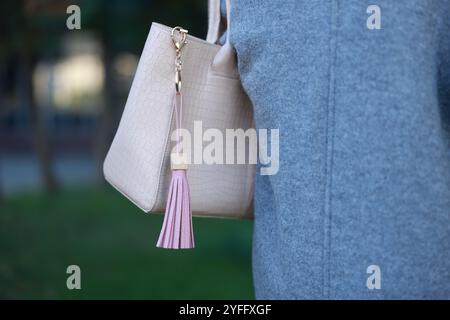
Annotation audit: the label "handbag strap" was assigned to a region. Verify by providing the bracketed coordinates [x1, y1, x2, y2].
[207, 0, 238, 78]
[206, 0, 231, 44]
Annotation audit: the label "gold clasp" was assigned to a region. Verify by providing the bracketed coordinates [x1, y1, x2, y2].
[171, 26, 188, 93]
[175, 68, 182, 93]
[171, 26, 188, 52]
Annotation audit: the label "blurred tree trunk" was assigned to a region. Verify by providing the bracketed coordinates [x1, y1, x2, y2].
[93, 44, 115, 185]
[22, 54, 58, 192]
[0, 161, 3, 202]
[0, 62, 4, 201]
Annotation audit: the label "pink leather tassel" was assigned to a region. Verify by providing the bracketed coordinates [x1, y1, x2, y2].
[156, 94, 195, 249]
[156, 169, 194, 249]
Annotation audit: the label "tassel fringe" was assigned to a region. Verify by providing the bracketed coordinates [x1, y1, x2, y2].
[156, 170, 194, 249]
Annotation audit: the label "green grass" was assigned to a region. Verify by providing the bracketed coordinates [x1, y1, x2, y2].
[0, 186, 254, 299]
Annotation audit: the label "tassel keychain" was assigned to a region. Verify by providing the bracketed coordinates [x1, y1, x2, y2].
[156, 27, 195, 249]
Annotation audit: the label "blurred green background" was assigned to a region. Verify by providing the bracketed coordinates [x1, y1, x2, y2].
[0, 0, 254, 299]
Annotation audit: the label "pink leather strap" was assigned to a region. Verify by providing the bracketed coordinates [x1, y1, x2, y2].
[173, 93, 183, 154]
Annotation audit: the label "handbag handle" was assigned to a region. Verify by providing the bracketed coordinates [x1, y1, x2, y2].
[206, 0, 222, 44]
[207, 0, 239, 78]
[206, 0, 231, 44]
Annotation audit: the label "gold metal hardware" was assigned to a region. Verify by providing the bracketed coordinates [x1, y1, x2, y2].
[171, 26, 188, 51]
[171, 153, 188, 170]
[171, 26, 188, 93]
[175, 69, 182, 93]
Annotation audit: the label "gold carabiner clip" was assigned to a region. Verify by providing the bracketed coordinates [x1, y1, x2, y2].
[171, 26, 188, 93]
[171, 26, 188, 51]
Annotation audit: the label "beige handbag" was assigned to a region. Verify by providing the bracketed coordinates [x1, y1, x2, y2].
[103, 0, 254, 247]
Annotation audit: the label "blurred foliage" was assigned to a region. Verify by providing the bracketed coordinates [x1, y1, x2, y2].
[0, 0, 208, 60]
[0, 187, 254, 299]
